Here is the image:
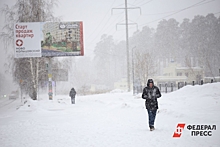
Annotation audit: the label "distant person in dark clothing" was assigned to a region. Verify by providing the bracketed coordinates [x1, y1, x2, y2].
[69, 88, 76, 104]
[142, 79, 161, 131]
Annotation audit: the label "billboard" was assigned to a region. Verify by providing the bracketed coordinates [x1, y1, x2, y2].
[14, 22, 41, 58]
[14, 21, 84, 58]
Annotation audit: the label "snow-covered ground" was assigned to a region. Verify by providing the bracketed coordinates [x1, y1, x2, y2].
[0, 83, 220, 147]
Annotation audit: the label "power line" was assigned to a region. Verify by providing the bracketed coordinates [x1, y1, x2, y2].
[131, 0, 216, 26]
[196, 0, 216, 6]
[87, 13, 125, 46]
[105, 16, 125, 34]
[87, 4, 220, 57]
[134, 0, 154, 6]
[112, 11, 124, 15]
[86, 0, 151, 57]
[85, 15, 125, 58]
[139, 0, 208, 27]
[134, 0, 147, 5]
[87, 0, 219, 59]
[112, 0, 216, 53]
[141, 0, 215, 16]
[136, 0, 155, 6]
[132, 0, 138, 4]
[142, 10, 180, 16]
[84, 16, 125, 59]
[86, 0, 117, 41]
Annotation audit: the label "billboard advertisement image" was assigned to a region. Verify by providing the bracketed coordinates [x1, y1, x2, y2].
[41, 21, 84, 57]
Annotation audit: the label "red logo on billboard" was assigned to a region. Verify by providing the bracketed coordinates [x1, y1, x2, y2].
[16, 39, 23, 46]
[173, 123, 185, 138]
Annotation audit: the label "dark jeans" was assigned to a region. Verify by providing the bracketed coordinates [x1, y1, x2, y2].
[147, 109, 157, 127]
[71, 97, 75, 104]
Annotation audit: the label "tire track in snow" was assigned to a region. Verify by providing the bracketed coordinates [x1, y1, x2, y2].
[0, 99, 16, 109]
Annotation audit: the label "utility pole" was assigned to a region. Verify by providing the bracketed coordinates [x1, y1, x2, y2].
[112, 0, 141, 92]
[125, 0, 130, 92]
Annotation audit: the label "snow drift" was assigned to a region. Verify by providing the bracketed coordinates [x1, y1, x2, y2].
[0, 83, 219, 147]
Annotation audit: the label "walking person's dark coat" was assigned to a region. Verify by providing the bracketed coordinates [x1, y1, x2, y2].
[142, 79, 161, 131]
[69, 88, 76, 104]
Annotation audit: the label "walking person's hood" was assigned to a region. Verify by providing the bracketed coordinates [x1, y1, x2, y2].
[147, 79, 154, 87]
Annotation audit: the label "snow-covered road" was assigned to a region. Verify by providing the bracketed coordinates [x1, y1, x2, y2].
[0, 83, 220, 147]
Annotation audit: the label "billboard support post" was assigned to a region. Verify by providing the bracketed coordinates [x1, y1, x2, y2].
[48, 57, 53, 100]
[54, 81, 57, 96]
[20, 79, 23, 103]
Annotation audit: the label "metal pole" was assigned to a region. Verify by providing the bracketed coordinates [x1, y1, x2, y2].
[171, 83, 173, 92]
[20, 80, 22, 104]
[48, 57, 53, 100]
[165, 83, 167, 93]
[38, 82, 40, 100]
[112, 3, 141, 93]
[219, 69, 220, 82]
[125, 0, 130, 92]
[54, 81, 57, 96]
[132, 46, 135, 95]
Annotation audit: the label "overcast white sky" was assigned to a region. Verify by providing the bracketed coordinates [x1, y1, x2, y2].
[0, 0, 220, 60]
[53, 0, 220, 57]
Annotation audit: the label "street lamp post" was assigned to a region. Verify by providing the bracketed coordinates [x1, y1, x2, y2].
[219, 69, 220, 82]
[132, 46, 136, 95]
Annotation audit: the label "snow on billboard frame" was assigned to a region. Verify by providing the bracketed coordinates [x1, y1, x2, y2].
[14, 21, 84, 58]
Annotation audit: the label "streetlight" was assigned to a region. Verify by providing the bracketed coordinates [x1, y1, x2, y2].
[132, 46, 136, 95]
[219, 69, 220, 82]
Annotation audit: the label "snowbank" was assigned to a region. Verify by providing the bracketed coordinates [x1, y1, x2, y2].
[0, 83, 219, 147]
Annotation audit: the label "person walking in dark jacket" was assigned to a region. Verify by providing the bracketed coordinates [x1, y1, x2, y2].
[69, 88, 76, 104]
[142, 79, 161, 131]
